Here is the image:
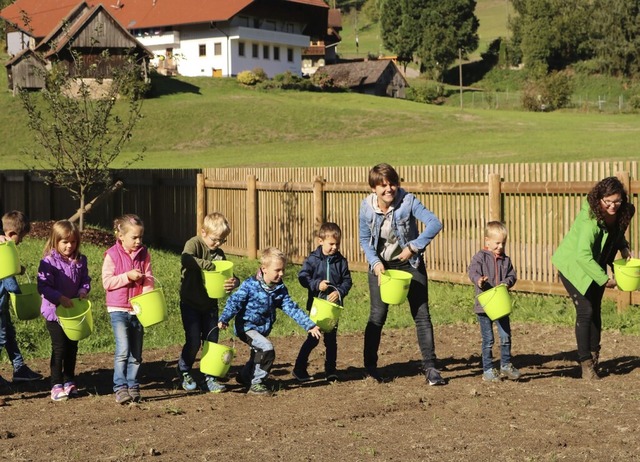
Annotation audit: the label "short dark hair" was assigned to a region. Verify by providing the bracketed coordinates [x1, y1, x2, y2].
[2, 210, 31, 236]
[318, 222, 342, 240]
[368, 163, 400, 189]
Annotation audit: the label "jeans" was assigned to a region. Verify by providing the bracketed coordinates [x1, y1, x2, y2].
[559, 273, 604, 362]
[294, 328, 338, 374]
[178, 301, 219, 374]
[0, 304, 25, 371]
[237, 330, 275, 385]
[364, 260, 437, 371]
[46, 320, 78, 386]
[110, 311, 144, 391]
[477, 313, 512, 371]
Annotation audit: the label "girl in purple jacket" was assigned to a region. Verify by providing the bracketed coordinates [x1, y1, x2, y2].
[38, 220, 91, 402]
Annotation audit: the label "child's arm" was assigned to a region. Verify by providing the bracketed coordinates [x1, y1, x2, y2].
[141, 253, 154, 293]
[297, 256, 321, 291]
[2, 275, 21, 295]
[218, 279, 249, 328]
[468, 252, 488, 288]
[37, 259, 64, 306]
[101, 253, 132, 291]
[334, 258, 353, 302]
[77, 255, 91, 299]
[181, 238, 215, 271]
[502, 257, 517, 289]
[280, 288, 319, 336]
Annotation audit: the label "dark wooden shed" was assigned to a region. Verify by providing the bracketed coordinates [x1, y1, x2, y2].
[318, 59, 409, 98]
[5, 49, 46, 95]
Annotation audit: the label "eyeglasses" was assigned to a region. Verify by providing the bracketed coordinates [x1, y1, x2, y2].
[208, 236, 227, 245]
[601, 199, 623, 208]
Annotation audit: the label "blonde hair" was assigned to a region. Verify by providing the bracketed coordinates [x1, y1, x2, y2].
[260, 247, 286, 267]
[485, 221, 508, 240]
[113, 214, 144, 237]
[2, 210, 31, 236]
[43, 220, 81, 259]
[203, 212, 231, 237]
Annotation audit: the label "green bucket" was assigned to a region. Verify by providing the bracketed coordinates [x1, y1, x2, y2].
[380, 269, 412, 305]
[202, 261, 234, 299]
[200, 341, 235, 378]
[130, 288, 168, 328]
[0, 240, 21, 279]
[613, 258, 640, 292]
[477, 284, 512, 321]
[10, 282, 41, 321]
[310, 297, 343, 333]
[56, 299, 93, 341]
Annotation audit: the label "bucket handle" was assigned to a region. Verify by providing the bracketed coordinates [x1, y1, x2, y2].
[319, 284, 343, 307]
[206, 326, 236, 348]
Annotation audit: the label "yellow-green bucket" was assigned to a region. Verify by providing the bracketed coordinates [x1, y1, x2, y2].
[202, 261, 234, 299]
[10, 282, 41, 321]
[130, 288, 168, 328]
[56, 299, 93, 341]
[310, 297, 343, 333]
[200, 341, 235, 378]
[0, 240, 20, 279]
[613, 258, 640, 291]
[380, 269, 412, 305]
[477, 284, 512, 321]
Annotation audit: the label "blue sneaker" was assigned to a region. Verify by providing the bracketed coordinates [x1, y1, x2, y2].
[178, 368, 198, 391]
[203, 376, 227, 393]
[482, 368, 502, 383]
[500, 364, 522, 380]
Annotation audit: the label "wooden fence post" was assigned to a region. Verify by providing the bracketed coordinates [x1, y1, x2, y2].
[488, 173, 502, 221]
[196, 173, 205, 235]
[313, 176, 324, 234]
[616, 170, 632, 312]
[246, 175, 258, 260]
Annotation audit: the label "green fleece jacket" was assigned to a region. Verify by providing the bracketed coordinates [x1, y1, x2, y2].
[552, 200, 628, 295]
[180, 235, 227, 310]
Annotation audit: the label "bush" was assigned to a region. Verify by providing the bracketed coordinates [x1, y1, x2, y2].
[252, 67, 268, 82]
[311, 71, 339, 90]
[629, 94, 640, 111]
[406, 81, 445, 104]
[237, 70, 259, 86]
[257, 71, 315, 91]
[521, 71, 574, 112]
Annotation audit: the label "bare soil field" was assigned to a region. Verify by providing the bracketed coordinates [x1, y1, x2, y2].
[1, 323, 639, 461]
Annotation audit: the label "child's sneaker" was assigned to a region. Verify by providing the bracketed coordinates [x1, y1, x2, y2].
[292, 369, 314, 383]
[63, 381, 78, 398]
[203, 376, 227, 393]
[500, 364, 522, 380]
[13, 365, 43, 382]
[425, 367, 446, 386]
[247, 383, 271, 396]
[128, 386, 141, 403]
[115, 387, 132, 405]
[482, 368, 502, 382]
[325, 372, 339, 383]
[51, 384, 68, 402]
[179, 368, 198, 391]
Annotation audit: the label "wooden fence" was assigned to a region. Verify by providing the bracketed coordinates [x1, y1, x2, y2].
[200, 162, 640, 310]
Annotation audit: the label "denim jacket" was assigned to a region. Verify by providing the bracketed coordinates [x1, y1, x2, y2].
[359, 188, 442, 270]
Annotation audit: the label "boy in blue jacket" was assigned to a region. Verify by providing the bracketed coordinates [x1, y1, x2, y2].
[293, 222, 352, 382]
[218, 247, 321, 396]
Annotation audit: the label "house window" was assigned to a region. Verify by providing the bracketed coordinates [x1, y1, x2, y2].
[199, 44, 206, 57]
[263, 45, 269, 60]
[253, 18, 260, 28]
[287, 48, 294, 62]
[265, 20, 276, 31]
[252, 43, 259, 58]
[273, 46, 280, 61]
[286, 23, 294, 33]
[214, 42, 222, 56]
[238, 42, 245, 57]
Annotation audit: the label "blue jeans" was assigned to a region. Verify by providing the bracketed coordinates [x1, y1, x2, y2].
[364, 261, 437, 371]
[0, 304, 25, 371]
[237, 330, 274, 385]
[477, 313, 512, 372]
[178, 301, 219, 374]
[110, 311, 144, 391]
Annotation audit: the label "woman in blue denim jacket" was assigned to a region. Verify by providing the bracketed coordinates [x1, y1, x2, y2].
[359, 163, 444, 385]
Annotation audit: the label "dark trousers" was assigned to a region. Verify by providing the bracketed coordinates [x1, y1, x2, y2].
[559, 273, 604, 362]
[364, 260, 436, 371]
[294, 328, 338, 374]
[178, 301, 219, 373]
[46, 320, 78, 386]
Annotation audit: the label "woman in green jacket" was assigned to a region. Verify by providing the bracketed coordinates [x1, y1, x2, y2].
[552, 177, 635, 380]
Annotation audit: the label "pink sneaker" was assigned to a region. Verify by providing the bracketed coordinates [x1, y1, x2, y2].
[63, 381, 78, 398]
[51, 384, 68, 402]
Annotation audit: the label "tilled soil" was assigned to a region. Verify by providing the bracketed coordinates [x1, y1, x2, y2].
[1, 323, 640, 461]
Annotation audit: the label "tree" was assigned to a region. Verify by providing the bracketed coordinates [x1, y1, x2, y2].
[18, 48, 147, 230]
[380, 0, 417, 68]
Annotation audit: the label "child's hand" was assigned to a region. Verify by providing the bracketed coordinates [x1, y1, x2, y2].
[308, 325, 322, 339]
[606, 277, 617, 289]
[477, 276, 488, 288]
[127, 269, 143, 282]
[319, 280, 330, 292]
[218, 321, 228, 330]
[223, 277, 238, 293]
[326, 291, 340, 303]
[621, 248, 632, 260]
[77, 292, 87, 300]
[58, 296, 73, 308]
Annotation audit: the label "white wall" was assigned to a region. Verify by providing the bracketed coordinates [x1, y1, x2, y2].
[6, 31, 31, 56]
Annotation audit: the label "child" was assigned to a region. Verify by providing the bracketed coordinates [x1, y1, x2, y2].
[37, 220, 91, 401]
[178, 212, 239, 393]
[0, 212, 43, 390]
[218, 247, 322, 395]
[293, 222, 352, 382]
[468, 221, 519, 382]
[102, 214, 154, 404]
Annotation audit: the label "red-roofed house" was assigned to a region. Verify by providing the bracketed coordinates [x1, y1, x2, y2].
[1, 0, 330, 78]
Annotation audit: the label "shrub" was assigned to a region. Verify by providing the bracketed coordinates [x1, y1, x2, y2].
[237, 70, 259, 86]
[629, 94, 640, 111]
[311, 71, 338, 90]
[252, 67, 268, 82]
[406, 81, 445, 104]
[521, 71, 574, 112]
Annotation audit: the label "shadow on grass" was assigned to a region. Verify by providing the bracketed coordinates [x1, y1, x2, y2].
[147, 74, 201, 98]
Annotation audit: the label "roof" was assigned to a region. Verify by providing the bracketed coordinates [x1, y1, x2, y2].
[319, 60, 405, 88]
[1, 0, 329, 36]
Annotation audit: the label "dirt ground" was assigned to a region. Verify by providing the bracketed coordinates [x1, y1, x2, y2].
[1, 322, 640, 461]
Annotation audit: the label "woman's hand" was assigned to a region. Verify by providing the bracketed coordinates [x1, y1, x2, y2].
[621, 248, 632, 260]
[398, 246, 414, 262]
[374, 263, 385, 285]
[605, 277, 617, 289]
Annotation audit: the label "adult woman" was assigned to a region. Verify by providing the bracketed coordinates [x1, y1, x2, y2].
[552, 177, 635, 380]
[359, 163, 444, 385]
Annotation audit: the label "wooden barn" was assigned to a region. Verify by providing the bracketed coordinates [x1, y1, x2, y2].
[317, 59, 408, 98]
[5, 49, 46, 94]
